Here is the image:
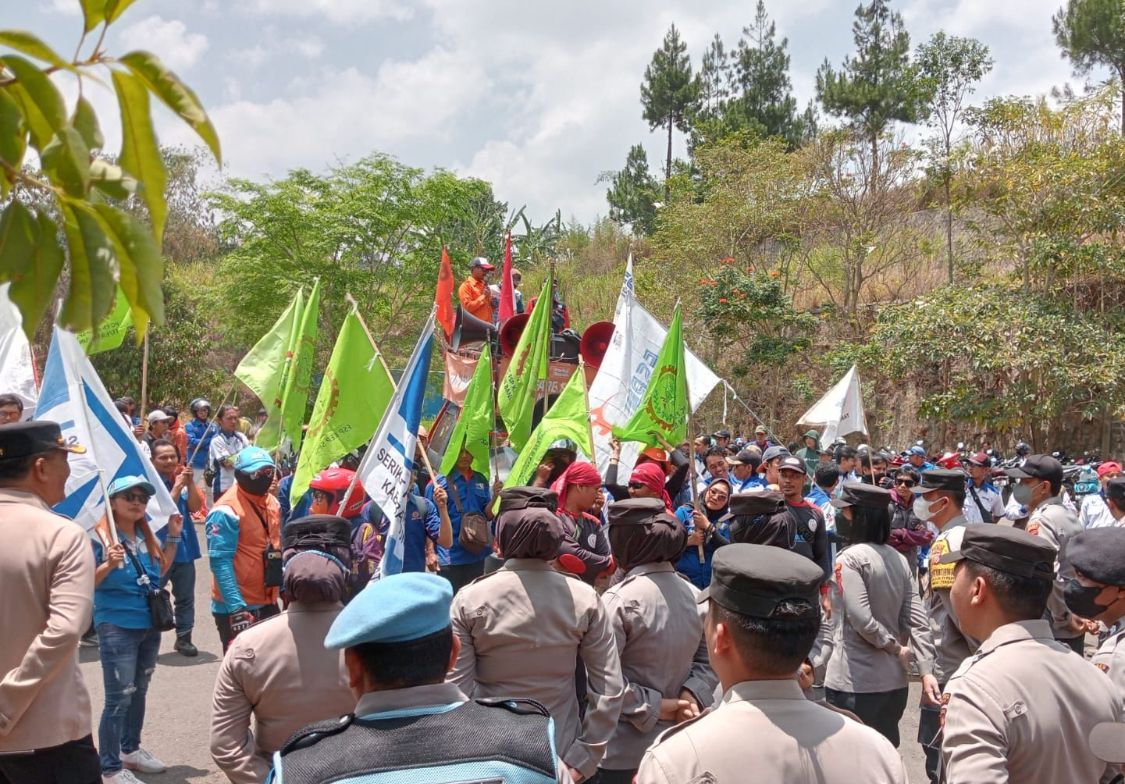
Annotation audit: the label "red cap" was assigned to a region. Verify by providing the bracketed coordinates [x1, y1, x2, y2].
[1097, 461, 1122, 479]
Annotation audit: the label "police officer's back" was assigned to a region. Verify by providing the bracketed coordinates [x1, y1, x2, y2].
[269, 572, 572, 783]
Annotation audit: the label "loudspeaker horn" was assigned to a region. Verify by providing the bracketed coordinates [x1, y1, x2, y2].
[579, 321, 615, 369]
[498, 312, 529, 356]
[451, 306, 495, 351]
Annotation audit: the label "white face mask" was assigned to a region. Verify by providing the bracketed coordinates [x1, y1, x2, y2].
[913, 496, 942, 522]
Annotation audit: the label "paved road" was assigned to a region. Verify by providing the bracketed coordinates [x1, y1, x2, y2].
[78, 520, 929, 783]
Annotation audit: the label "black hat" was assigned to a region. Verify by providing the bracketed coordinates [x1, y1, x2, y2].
[1067, 528, 1125, 585]
[1005, 454, 1063, 486]
[831, 481, 891, 509]
[723, 491, 786, 522]
[0, 421, 85, 461]
[726, 448, 760, 467]
[607, 497, 670, 526]
[1105, 476, 1125, 505]
[938, 524, 1055, 580]
[777, 455, 807, 475]
[714, 429, 731, 439]
[282, 514, 352, 552]
[760, 445, 790, 463]
[699, 543, 823, 618]
[911, 469, 966, 495]
[498, 486, 558, 514]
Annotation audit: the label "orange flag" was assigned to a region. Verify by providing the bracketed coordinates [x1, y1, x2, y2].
[435, 246, 455, 338]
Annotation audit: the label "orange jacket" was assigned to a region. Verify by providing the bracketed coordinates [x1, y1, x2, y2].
[209, 485, 281, 608]
[458, 277, 493, 323]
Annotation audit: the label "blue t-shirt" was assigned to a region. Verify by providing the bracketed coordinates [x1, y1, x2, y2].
[156, 484, 202, 563]
[362, 496, 441, 574]
[427, 472, 491, 565]
[92, 535, 161, 629]
[673, 505, 730, 589]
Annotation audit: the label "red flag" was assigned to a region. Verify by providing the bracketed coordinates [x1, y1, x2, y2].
[436, 246, 455, 338]
[499, 231, 515, 324]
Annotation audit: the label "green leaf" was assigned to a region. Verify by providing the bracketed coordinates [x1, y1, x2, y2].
[71, 95, 104, 151]
[90, 158, 134, 200]
[40, 126, 91, 197]
[104, 0, 139, 24]
[119, 51, 220, 163]
[59, 201, 116, 331]
[80, 0, 108, 33]
[0, 55, 65, 150]
[9, 212, 64, 338]
[0, 201, 37, 284]
[91, 203, 164, 336]
[0, 30, 69, 69]
[0, 88, 26, 180]
[111, 69, 166, 242]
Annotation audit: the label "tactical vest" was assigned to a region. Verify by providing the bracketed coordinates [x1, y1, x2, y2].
[272, 698, 559, 784]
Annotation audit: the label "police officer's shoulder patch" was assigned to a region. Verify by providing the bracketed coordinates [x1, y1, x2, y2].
[476, 697, 551, 717]
[1095, 663, 1110, 674]
[278, 714, 354, 755]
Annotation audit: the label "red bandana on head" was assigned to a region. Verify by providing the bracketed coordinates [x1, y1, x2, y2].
[630, 462, 673, 512]
[551, 460, 602, 512]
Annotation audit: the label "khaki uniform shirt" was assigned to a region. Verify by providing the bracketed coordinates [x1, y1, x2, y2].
[918, 517, 979, 684]
[600, 562, 716, 771]
[210, 601, 353, 783]
[824, 542, 932, 693]
[942, 619, 1122, 784]
[1093, 627, 1125, 698]
[1026, 496, 1082, 637]
[449, 558, 624, 780]
[636, 679, 908, 784]
[0, 489, 94, 752]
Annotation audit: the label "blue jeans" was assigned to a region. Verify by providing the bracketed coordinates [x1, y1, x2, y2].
[160, 560, 196, 637]
[96, 624, 161, 774]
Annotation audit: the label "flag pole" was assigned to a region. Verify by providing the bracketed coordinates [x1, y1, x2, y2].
[345, 294, 396, 384]
[139, 331, 150, 416]
[579, 357, 595, 460]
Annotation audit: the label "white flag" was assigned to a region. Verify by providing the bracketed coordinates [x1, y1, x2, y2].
[588, 255, 721, 474]
[797, 364, 869, 444]
[0, 284, 38, 418]
[355, 314, 436, 577]
[34, 327, 178, 532]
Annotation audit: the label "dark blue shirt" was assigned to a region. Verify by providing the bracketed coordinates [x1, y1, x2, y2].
[361, 496, 441, 574]
[185, 419, 218, 468]
[156, 481, 201, 563]
[673, 505, 730, 589]
[92, 535, 161, 629]
[427, 471, 491, 565]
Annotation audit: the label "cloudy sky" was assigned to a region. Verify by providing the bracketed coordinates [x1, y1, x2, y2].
[14, 0, 1097, 224]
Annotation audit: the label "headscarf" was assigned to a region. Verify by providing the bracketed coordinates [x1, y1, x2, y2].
[551, 460, 602, 512]
[701, 478, 732, 518]
[282, 550, 348, 604]
[630, 462, 673, 511]
[495, 507, 565, 560]
[609, 512, 687, 570]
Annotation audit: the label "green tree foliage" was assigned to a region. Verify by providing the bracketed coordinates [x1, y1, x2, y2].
[816, 0, 931, 182]
[1053, 0, 1125, 131]
[916, 32, 992, 282]
[0, 3, 220, 338]
[603, 144, 658, 235]
[640, 24, 699, 192]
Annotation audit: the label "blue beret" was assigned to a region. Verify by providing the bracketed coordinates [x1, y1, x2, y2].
[324, 572, 453, 649]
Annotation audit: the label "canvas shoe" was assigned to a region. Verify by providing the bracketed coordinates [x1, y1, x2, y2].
[121, 747, 167, 773]
[103, 770, 144, 784]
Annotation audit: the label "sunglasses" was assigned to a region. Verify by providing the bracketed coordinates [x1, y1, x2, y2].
[117, 491, 151, 504]
[250, 467, 276, 481]
[895, 479, 916, 487]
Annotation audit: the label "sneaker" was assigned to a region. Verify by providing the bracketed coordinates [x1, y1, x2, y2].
[121, 748, 167, 774]
[174, 634, 198, 657]
[104, 770, 144, 783]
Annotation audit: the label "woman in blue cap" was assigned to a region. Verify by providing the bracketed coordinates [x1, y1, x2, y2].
[92, 475, 183, 783]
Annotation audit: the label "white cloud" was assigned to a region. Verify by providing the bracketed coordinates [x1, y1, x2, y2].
[240, 0, 413, 24]
[292, 36, 324, 59]
[118, 16, 209, 71]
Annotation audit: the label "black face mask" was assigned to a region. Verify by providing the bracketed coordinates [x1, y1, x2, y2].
[236, 470, 273, 497]
[835, 513, 856, 546]
[1063, 579, 1108, 619]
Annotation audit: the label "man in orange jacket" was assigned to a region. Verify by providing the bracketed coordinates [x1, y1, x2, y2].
[457, 257, 495, 323]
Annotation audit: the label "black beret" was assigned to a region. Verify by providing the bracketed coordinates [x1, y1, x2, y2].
[939, 524, 1055, 580]
[912, 469, 966, 495]
[723, 491, 786, 522]
[0, 420, 85, 460]
[1067, 528, 1125, 585]
[700, 543, 823, 618]
[498, 486, 558, 514]
[831, 481, 891, 509]
[607, 497, 668, 526]
[282, 514, 352, 552]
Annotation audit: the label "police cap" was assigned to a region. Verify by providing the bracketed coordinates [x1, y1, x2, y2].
[938, 524, 1055, 580]
[498, 486, 558, 514]
[324, 572, 452, 649]
[911, 469, 966, 495]
[607, 497, 671, 527]
[831, 481, 891, 509]
[0, 420, 85, 460]
[1067, 528, 1125, 586]
[722, 491, 786, 522]
[699, 543, 823, 619]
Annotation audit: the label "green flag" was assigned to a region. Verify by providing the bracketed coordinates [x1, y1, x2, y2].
[497, 277, 551, 450]
[76, 288, 133, 354]
[497, 366, 594, 510]
[290, 309, 395, 502]
[278, 278, 321, 455]
[612, 303, 689, 447]
[440, 344, 494, 477]
[238, 288, 303, 452]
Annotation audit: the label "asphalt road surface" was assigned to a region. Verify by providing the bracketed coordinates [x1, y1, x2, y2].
[77, 520, 929, 784]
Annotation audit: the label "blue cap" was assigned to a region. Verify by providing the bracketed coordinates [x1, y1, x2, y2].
[233, 446, 274, 472]
[909, 445, 927, 457]
[324, 572, 453, 649]
[106, 475, 155, 498]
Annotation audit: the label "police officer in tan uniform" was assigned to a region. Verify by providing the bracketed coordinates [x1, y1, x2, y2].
[599, 498, 717, 783]
[1064, 522, 1125, 698]
[449, 487, 624, 783]
[210, 516, 355, 783]
[636, 544, 908, 784]
[939, 524, 1122, 783]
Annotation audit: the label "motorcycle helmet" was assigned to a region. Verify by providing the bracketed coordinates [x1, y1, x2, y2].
[309, 467, 366, 519]
[1015, 442, 1031, 457]
[190, 398, 211, 415]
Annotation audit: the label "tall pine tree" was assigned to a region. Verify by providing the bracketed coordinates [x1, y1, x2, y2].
[605, 144, 659, 235]
[732, 0, 805, 147]
[816, 0, 931, 184]
[1054, 0, 1125, 132]
[641, 24, 699, 195]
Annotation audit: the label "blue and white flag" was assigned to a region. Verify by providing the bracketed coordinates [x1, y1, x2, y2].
[355, 313, 435, 577]
[35, 327, 178, 532]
